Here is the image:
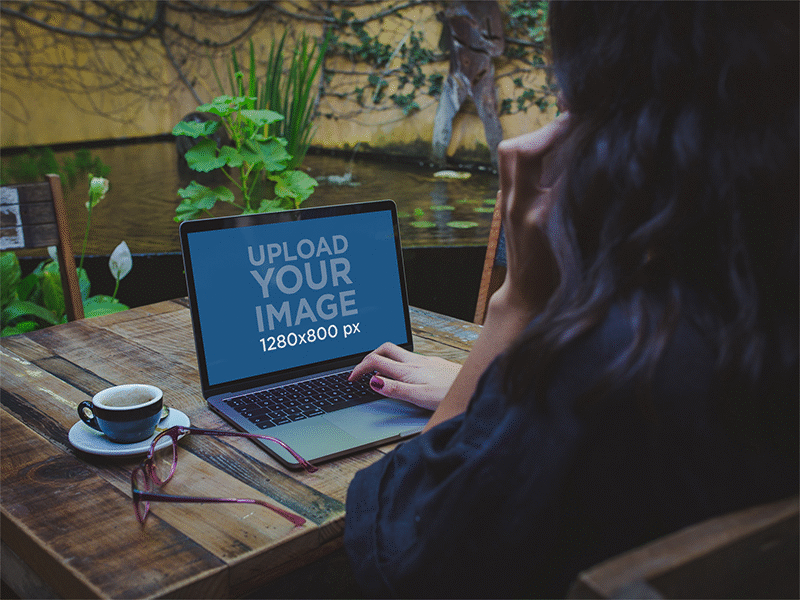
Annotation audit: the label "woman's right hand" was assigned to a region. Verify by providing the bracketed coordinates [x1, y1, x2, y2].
[349, 342, 461, 412]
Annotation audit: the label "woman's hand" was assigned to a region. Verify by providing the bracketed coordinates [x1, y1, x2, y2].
[349, 342, 461, 411]
[492, 112, 573, 318]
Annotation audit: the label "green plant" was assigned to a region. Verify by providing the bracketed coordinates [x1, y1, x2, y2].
[79, 175, 109, 270]
[172, 95, 318, 222]
[1, 175, 132, 336]
[0, 246, 131, 336]
[211, 32, 329, 169]
[0, 147, 110, 189]
[506, 1, 549, 46]
[500, 0, 555, 114]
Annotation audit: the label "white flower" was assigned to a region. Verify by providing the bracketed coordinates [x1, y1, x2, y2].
[109, 241, 132, 281]
[90, 177, 110, 198]
[86, 176, 110, 210]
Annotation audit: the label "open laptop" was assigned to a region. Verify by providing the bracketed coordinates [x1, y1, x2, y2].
[179, 200, 429, 468]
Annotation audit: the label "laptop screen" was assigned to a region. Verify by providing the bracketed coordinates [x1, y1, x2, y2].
[181, 201, 412, 392]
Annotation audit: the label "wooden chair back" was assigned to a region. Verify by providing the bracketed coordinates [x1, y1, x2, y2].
[474, 201, 506, 324]
[567, 495, 800, 599]
[1, 174, 84, 320]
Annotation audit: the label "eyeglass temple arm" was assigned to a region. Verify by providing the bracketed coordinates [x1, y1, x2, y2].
[178, 426, 318, 472]
[134, 490, 306, 527]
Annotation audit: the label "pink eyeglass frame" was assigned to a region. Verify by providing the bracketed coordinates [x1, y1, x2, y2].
[131, 425, 317, 527]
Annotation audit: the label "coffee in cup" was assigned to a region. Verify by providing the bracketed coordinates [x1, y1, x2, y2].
[77, 384, 163, 444]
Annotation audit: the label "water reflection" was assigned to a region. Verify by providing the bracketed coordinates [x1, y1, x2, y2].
[44, 140, 498, 256]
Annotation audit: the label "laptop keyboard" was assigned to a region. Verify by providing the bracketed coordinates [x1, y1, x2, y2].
[222, 371, 378, 430]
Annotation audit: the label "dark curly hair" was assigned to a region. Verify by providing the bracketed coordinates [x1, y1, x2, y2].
[505, 1, 798, 448]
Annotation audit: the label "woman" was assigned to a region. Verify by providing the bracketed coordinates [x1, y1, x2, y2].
[345, 2, 798, 597]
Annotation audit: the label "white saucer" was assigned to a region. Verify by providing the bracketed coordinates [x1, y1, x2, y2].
[69, 408, 190, 457]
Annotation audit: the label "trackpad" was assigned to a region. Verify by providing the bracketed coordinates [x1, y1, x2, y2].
[325, 399, 428, 442]
[265, 418, 361, 464]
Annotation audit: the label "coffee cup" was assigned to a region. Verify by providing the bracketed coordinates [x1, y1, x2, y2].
[77, 384, 163, 444]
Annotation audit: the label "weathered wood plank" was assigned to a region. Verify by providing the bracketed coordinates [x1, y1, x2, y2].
[1, 410, 229, 599]
[413, 336, 471, 365]
[95, 307, 199, 370]
[410, 306, 480, 351]
[1, 350, 95, 448]
[22, 318, 208, 421]
[81, 298, 188, 329]
[1, 332, 58, 362]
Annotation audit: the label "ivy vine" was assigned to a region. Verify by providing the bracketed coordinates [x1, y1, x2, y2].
[320, 0, 554, 120]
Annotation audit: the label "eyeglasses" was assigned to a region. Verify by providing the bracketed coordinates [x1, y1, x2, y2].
[131, 425, 317, 526]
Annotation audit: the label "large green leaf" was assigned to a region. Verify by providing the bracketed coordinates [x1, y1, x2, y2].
[174, 182, 235, 222]
[240, 139, 290, 172]
[41, 269, 65, 318]
[83, 296, 129, 318]
[174, 200, 205, 223]
[17, 273, 41, 303]
[172, 120, 220, 138]
[184, 139, 228, 173]
[1, 299, 59, 327]
[77, 267, 91, 301]
[270, 170, 318, 204]
[2, 320, 39, 336]
[239, 109, 284, 128]
[256, 198, 292, 213]
[219, 145, 243, 168]
[195, 96, 247, 117]
[178, 182, 235, 205]
[0, 252, 21, 309]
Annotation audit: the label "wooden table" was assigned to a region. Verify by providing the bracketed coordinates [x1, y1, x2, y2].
[1, 299, 480, 599]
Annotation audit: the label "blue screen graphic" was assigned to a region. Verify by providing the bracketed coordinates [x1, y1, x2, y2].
[187, 210, 408, 386]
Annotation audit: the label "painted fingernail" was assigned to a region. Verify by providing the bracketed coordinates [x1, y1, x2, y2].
[370, 376, 384, 391]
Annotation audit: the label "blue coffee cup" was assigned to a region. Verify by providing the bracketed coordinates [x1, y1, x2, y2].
[77, 384, 163, 444]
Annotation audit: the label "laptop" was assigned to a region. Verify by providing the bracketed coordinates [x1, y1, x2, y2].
[179, 200, 429, 468]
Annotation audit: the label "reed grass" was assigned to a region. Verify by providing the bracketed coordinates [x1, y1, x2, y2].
[211, 32, 329, 169]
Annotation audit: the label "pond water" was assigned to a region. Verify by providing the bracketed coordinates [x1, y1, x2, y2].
[44, 139, 499, 256]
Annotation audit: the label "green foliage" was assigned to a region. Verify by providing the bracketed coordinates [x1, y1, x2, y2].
[506, 0, 549, 44]
[322, 2, 553, 120]
[0, 147, 110, 189]
[172, 95, 318, 222]
[0, 250, 128, 337]
[0, 174, 132, 336]
[211, 32, 329, 169]
[62, 149, 111, 190]
[501, 0, 554, 114]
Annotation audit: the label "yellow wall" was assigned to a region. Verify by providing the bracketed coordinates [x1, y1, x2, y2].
[1, 1, 555, 160]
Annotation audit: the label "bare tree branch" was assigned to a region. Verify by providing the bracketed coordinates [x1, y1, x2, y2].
[0, 4, 158, 41]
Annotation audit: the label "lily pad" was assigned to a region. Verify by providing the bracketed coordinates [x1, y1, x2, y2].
[430, 205, 455, 211]
[473, 206, 495, 213]
[447, 221, 479, 229]
[434, 170, 472, 180]
[410, 221, 436, 228]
